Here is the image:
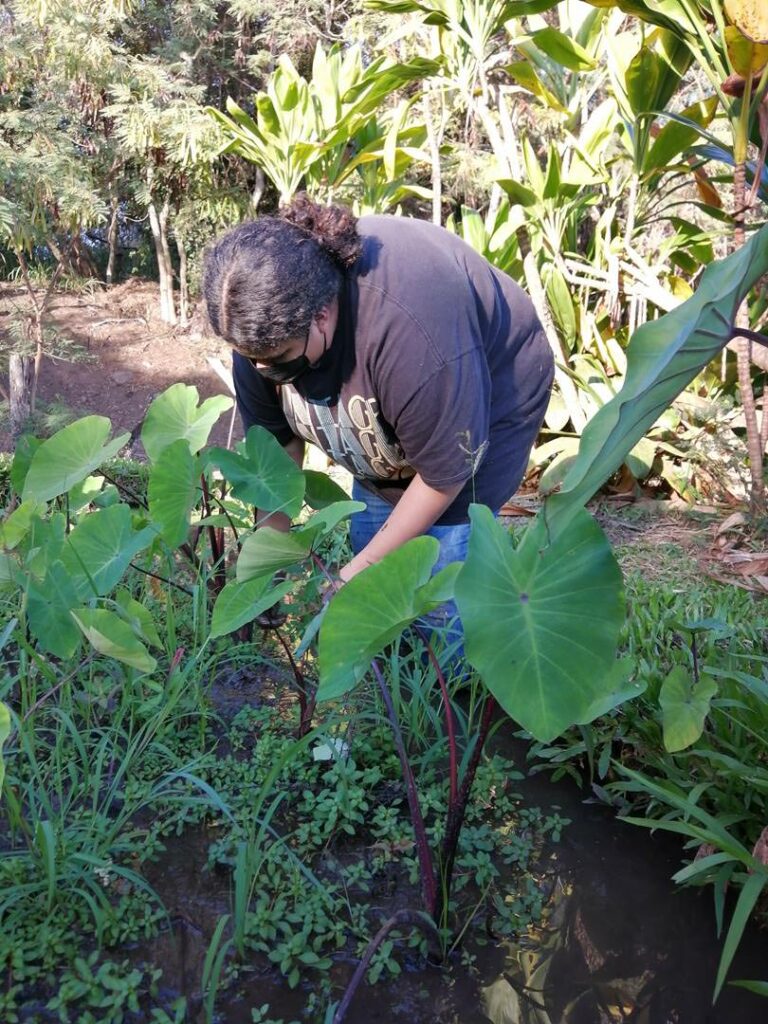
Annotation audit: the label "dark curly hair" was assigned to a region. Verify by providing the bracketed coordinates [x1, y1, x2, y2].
[202, 194, 362, 357]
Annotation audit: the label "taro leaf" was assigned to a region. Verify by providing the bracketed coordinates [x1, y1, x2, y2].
[208, 426, 305, 517]
[22, 417, 130, 503]
[141, 384, 233, 463]
[0, 700, 10, 796]
[299, 501, 366, 541]
[0, 501, 42, 550]
[68, 475, 105, 514]
[26, 562, 83, 659]
[115, 589, 162, 649]
[24, 513, 66, 578]
[210, 574, 295, 638]
[304, 470, 351, 509]
[455, 505, 625, 743]
[148, 440, 199, 548]
[237, 528, 315, 581]
[10, 434, 42, 497]
[660, 665, 717, 752]
[61, 505, 156, 599]
[544, 221, 768, 538]
[71, 608, 157, 673]
[575, 658, 647, 723]
[317, 537, 460, 703]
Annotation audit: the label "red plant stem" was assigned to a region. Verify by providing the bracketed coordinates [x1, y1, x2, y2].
[414, 625, 458, 807]
[273, 628, 314, 736]
[200, 475, 226, 593]
[434, 693, 497, 929]
[332, 909, 439, 1024]
[370, 658, 437, 916]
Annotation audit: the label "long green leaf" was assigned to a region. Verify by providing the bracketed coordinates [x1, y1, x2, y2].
[0, 701, 10, 796]
[715, 872, 767, 1000]
[544, 221, 768, 537]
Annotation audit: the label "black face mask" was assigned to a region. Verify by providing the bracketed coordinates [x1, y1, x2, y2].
[253, 330, 327, 385]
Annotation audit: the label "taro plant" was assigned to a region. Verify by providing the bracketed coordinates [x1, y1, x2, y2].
[308, 218, 768, 1017]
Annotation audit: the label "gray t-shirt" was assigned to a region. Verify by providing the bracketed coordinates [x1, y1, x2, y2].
[233, 215, 553, 525]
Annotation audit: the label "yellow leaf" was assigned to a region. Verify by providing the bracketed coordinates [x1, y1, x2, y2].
[725, 25, 768, 76]
[725, 0, 768, 44]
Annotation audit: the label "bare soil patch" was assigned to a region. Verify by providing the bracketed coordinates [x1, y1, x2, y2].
[0, 280, 238, 453]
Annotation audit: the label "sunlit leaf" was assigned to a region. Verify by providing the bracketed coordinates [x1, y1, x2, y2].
[115, 589, 162, 649]
[141, 384, 233, 462]
[61, 505, 156, 598]
[318, 538, 460, 702]
[209, 426, 305, 518]
[660, 666, 717, 752]
[455, 506, 625, 742]
[210, 575, 295, 638]
[22, 417, 130, 503]
[0, 700, 9, 796]
[148, 439, 199, 548]
[544, 222, 768, 537]
[71, 608, 157, 673]
[725, 0, 768, 43]
[237, 528, 314, 580]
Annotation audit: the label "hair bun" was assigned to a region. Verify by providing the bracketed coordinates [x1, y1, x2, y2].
[280, 193, 362, 269]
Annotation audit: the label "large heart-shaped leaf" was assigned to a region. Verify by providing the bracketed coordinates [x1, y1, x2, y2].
[209, 426, 305, 517]
[236, 528, 315, 581]
[303, 470, 351, 509]
[317, 538, 460, 703]
[22, 417, 130, 503]
[0, 501, 42, 550]
[26, 562, 83, 659]
[61, 505, 156, 598]
[71, 608, 157, 673]
[141, 384, 233, 462]
[148, 440, 199, 548]
[660, 665, 717, 752]
[455, 505, 625, 742]
[210, 574, 295, 638]
[545, 221, 768, 537]
[114, 589, 162, 649]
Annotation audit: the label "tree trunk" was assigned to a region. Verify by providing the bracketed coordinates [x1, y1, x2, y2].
[422, 90, 442, 226]
[733, 160, 765, 516]
[148, 200, 177, 325]
[106, 198, 119, 287]
[177, 233, 189, 328]
[9, 353, 34, 440]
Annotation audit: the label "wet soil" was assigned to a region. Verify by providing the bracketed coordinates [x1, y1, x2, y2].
[123, 673, 768, 1024]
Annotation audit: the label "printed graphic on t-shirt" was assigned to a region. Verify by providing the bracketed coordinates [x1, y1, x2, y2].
[280, 388, 414, 482]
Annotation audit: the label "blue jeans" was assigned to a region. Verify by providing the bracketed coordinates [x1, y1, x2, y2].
[349, 480, 471, 659]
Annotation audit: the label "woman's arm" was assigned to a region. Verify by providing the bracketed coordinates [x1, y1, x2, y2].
[339, 474, 464, 583]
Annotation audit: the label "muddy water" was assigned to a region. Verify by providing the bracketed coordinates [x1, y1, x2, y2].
[133, 727, 768, 1024]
